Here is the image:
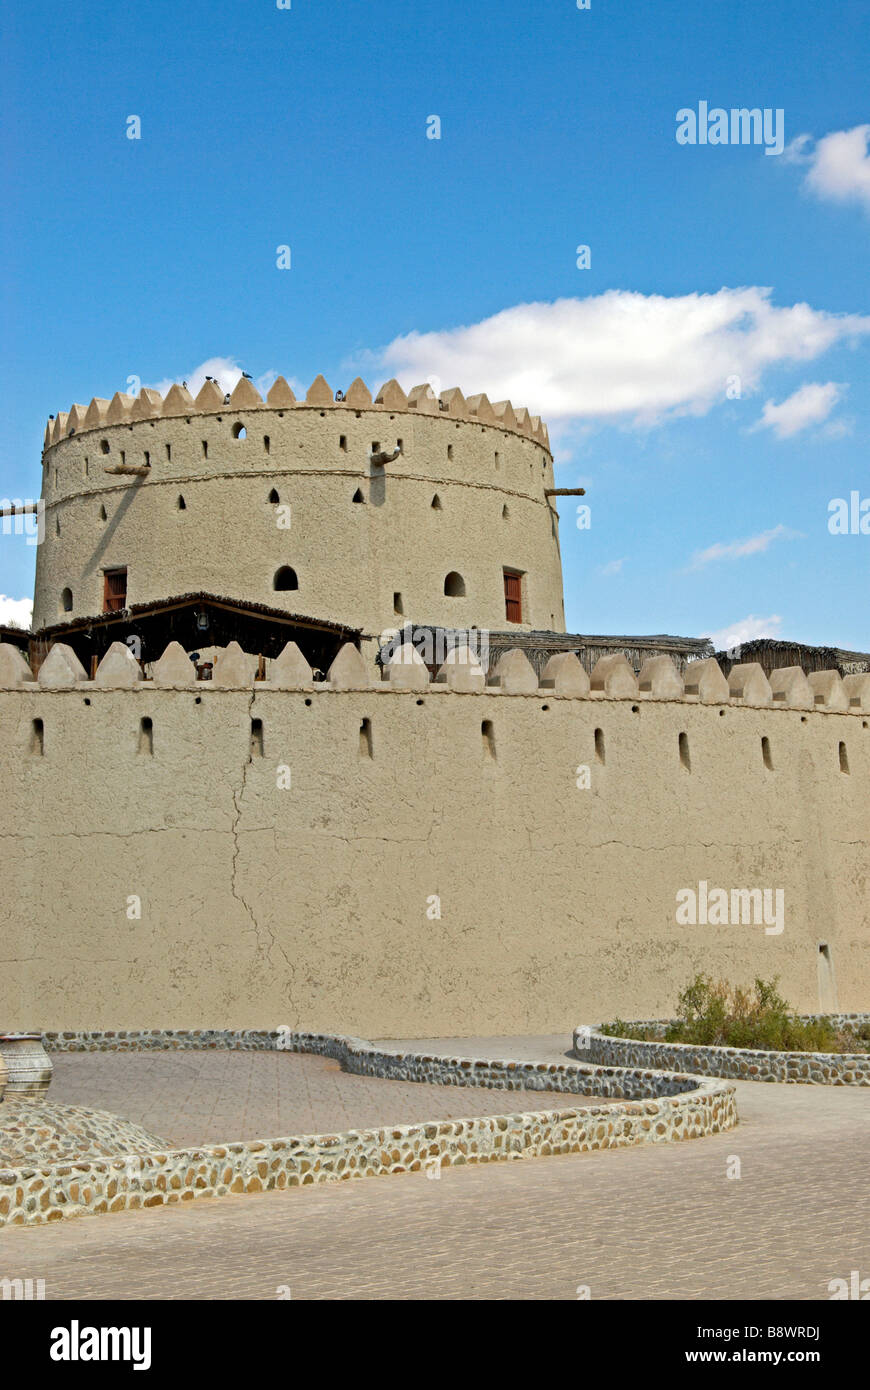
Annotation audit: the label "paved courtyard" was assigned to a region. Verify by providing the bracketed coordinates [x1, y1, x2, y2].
[42, 1046, 598, 1147]
[1, 1035, 867, 1300]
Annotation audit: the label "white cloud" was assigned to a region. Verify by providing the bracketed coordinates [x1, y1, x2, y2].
[753, 381, 845, 438]
[146, 358, 302, 403]
[362, 289, 870, 426]
[0, 595, 33, 629]
[705, 614, 784, 651]
[598, 558, 624, 576]
[688, 524, 802, 570]
[791, 124, 870, 213]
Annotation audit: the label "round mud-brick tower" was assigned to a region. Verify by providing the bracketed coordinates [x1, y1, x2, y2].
[33, 374, 566, 640]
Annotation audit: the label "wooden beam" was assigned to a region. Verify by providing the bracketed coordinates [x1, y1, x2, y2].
[544, 488, 586, 497]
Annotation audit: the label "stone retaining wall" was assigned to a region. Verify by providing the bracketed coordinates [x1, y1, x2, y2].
[0, 1030, 737, 1227]
[576, 1015, 870, 1084]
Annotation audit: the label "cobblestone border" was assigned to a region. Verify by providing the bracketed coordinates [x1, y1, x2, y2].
[0, 1029, 736, 1227]
[575, 1014, 870, 1084]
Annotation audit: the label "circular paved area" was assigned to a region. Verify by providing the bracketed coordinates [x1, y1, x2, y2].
[3, 1035, 867, 1300]
[44, 1047, 599, 1147]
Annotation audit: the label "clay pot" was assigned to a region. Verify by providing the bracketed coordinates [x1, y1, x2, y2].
[0, 1034, 52, 1099]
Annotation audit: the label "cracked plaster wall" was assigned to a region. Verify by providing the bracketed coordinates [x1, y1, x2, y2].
[0, 687, 867, 1033]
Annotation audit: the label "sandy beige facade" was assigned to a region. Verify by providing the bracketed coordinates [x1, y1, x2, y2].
[34, 377, 565, 638]
[7, 375, 867, 1034]
[1, 655, 867, 1033]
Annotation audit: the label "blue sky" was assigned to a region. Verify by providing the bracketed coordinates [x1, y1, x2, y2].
[1, 0, 868, 648]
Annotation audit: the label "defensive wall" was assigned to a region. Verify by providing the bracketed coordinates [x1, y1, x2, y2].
[33, 376, 565, 639]
[1, 639, 868, 1034]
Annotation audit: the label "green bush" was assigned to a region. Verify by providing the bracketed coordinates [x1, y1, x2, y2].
[602, 975, 868, 1053]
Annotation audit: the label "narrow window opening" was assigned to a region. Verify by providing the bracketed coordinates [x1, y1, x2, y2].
[431, 494, 442, 510]
[201, 440, 208, 458]
[393, 592, 404, 616]
[352, 488, 365, 503]
[165, 444, 171, 461]
[359, 717, 373, 759]
[444, 571, 465, 597]
[177, 495, 186, 510]
[263, 435, 270, 454]
[268, 488, 280, 504]
[31, 718, 44, 756]
[60, 587, 73, 613]
[396, 438, 403, 452]
[818, 942, 837, 1011]
[340, 436, 347, 452]
[502, 504, 509, 520]
[99, 504, 107, 521]
[143, 451, 150, 467]
[84, 457, 89, 477]
[232, 423, 246, 439]
[100, 439, 110, 455]
[503, 569, 522, 623]
[481, 719, 496, 759]
[103, 567, 127, 613]
[839, 741, 850, 774]
[138, 716, 153, 756]
[55, 517, 61, 536]
[761, 735, 773, 770]
[273, 566, 298, 591]
[119, 450, 125, 465]
[250, 718, 264, 759]
[447, 444, 454, 460]
[678, 731, 691, 771]
[594, 727, 605, 765]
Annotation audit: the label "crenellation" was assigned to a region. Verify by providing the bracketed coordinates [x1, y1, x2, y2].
[130, 387, 163, 420]
[162, 383, 197, 417]
[266, 375, 297, 407]
[106, 391, 134, 425]
[727, 662, 772, 705]
[466, 392, 496, 424]
[194, 379, 225, 411]
[229, 376, 263, 409]
[843, 673, 870, 711]
[769, 666, 813, 709]
[83, 398, 109, 429]
[374, 378, 408, 409]
[344, 376, 373, 408]
[807, 670, 849, 710]
[638, 655, 685, 699]
[44, 380, 551, 459]
[305, 374, 334, 406]
[37, 642, 87, 688]
[590, 653, 638, 697]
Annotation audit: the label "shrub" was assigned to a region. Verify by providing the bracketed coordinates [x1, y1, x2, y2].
[601, 976, 869, 1053]
[664, 974, 840, 1052]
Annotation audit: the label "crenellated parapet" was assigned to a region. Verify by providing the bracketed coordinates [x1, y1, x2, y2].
[43, 375, 550, 453]
[3, 640, 868, 712]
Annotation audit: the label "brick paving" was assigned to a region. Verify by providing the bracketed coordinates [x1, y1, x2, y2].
[1, 1035, 867, 1300]
[43, 1049, 597, 1147]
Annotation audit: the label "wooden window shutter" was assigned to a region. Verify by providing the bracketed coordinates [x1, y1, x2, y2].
[103, 568, 127, 613]
[504, 570, 522, 623]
